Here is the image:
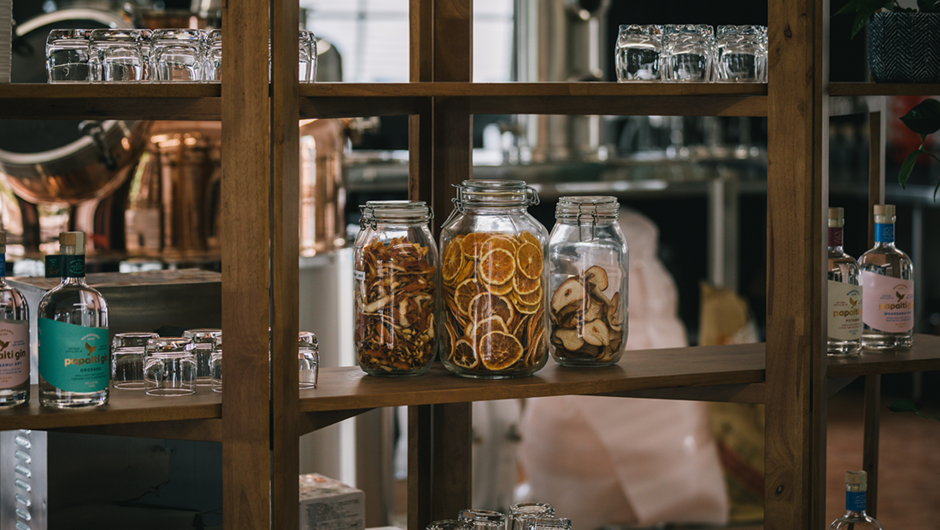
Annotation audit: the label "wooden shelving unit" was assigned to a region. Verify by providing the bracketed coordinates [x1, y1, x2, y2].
[2, 0, 939, 528]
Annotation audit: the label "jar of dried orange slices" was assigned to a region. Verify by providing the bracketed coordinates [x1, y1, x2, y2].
[439, 180, 549, 379]
[353, 201, 439, 376]
[547, 196, 628, 367]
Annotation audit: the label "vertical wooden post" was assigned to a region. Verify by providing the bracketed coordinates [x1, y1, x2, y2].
[765, 0, 827, 527]
[221, 0, 272, 525]
[271, 0, 301, 526]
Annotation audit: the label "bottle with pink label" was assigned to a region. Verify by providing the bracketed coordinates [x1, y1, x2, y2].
[0, 231, 30, 407]
[860, 204, 914, 349]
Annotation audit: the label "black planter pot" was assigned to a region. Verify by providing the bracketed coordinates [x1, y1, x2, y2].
[868, 12, 940, 83]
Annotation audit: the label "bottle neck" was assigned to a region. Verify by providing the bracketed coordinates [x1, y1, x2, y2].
[845, 487, 867, 515]
[60, 251, 86, 282]
[827, 226, 844, 251]
[874, 221, 896, 248]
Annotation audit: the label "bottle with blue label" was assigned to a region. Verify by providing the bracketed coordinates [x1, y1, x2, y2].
[828, 470, 883, 530]
[38, 231, 110, 408]
[0, 231, 30, 407]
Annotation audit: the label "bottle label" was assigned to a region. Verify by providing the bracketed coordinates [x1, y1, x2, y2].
[0, 319, 29, 388]
[828, 227, 843, 248]
[861, 271, 914, 332]
[846, 490, 866, 512]
[38, 318, 109, 393]
[828, 281, 862, 340]
[874, 222, 894, 244]
[64, 255, 85, 278]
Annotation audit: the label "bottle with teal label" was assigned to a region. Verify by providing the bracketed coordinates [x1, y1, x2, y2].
[38, 231, 110, 408]
[0, 231, 30, 407]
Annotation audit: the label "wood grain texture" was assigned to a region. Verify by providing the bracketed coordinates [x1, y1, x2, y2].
[408, 405, 433, 530]
[52, 418, 222, 442]
[827, 334, 940, 376]
[869, 107, 887, 242]
[766, 0, 822, 524]
[0, 98, 221, 120]
[270, 0, 301, 527]
[221, 0, 272, 525]
[299, 343, 766, 412]
[863, 375, 881, 518]
[431, 403, 472, 521]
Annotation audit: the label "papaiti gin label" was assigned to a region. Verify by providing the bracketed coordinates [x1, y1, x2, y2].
[828, 281, 862, 341]
[861, 272, 913, 333]
[38, 318, 109, 393]
[0, 320, 29, 387]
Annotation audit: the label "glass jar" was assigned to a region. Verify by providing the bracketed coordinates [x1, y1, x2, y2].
[353, 201, 439, 376]
[548, 196, 628, 366]
[439, 180, 549, 379]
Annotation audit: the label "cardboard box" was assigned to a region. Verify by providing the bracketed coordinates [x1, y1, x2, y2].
[299, 473, 365, 530]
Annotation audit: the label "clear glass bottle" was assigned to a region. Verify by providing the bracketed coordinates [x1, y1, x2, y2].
[828, 470, 883, 530]
[860, 204, 914, 349]
[0, 231, 30, 407]
[827, 207, 862, 355]
[38, 231, 110, 408]
[439, 180, 549, 379]
[548, 196, 629, 367]
[354, 201, 439, 376]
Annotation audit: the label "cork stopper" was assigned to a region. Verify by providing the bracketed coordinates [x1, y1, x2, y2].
[59, 231, 85, 254]
[873, 204, 895, 217]
[828, 207, 844, 228]
[846, 470, 867, 487]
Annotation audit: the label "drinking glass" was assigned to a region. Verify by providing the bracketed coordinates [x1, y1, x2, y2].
[46, 29, 93, 82]
[615, 25, 662, 81]
[139, 29, 152, 81]
[508, 503, 555, 530]
[299, 331, 319, 389]
[89, 28, 145, 82]
[426, 521, 471, 530]
[111, 331, 158, 390]
[183, 328, 221, 386]
[299, 30, 317, 82]
[144, 336, 196, 396]
[204, 29, 222, 82]
[150, 28, 205, 82]
[209, 337, 222, 393]
[458, 509, 505, 530]
[523, 516, 571, 530]
[714, 25, 767, 82]
[662, 24, 714, 82]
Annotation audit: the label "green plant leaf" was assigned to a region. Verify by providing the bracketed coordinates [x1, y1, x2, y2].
[889, 399, 919, 412]
[898, 147, 924, 189]
[835, 0, 896, 38]
[900, 99, 940, 136]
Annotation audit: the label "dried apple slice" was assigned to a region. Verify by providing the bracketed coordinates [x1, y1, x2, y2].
[582, 319, 610, 346]
[553, 327, 585, 351]
[583, 266, 609, 292]
[551, 277, 584, 313]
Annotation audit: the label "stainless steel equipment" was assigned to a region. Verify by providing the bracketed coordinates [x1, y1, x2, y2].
[514, 0, 611, 162]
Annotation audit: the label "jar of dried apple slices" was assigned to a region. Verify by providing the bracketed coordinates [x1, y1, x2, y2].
[547, 196, 629, 367]
[439, 180, 549, 379]
[354, 201, 439, 376]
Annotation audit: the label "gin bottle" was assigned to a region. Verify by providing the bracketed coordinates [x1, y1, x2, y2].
[860, 204, 914, 349]
[0, 231, 30, 407]
[828, 470, 883, 530]
[827, 208, 862, 355]
[38, 232, 110, 408]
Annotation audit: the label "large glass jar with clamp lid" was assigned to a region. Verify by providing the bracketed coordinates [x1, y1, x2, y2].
[353, 201, 439, 376]
[439, 180, 549, 379]
[547, 196, 628, 367]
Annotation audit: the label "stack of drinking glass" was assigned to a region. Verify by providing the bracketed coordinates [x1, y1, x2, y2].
[616, 24, 767, 83]
[45, 27, 318, 83]
[427, 503, 569, 530]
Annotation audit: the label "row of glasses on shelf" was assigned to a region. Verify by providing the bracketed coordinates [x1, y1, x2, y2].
[45, 27, 318, 83]
[428, 502, 568, 530]
[616, 24, 767, 82]
[111, 328, 319, 396]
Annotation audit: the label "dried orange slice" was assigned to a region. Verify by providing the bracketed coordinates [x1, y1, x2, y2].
[525, 327, 545, 366]
[479, 331, 524, 371]
[473, 315, 508, 347]
[513, 272, 540, 296]
[513, 296, 541, 315]
[461, 232, 492, 259]
[441, 241, 465, 283]
[517, 231, 540, 248]
[516, 242, 543, 280]
[455, 279, 486, 316]
[485, 279, 514, 296]
[470, 293, 515, 327]
[480, 235, 517, 257]
[450, 338, 479, 370]
[478, 248, 515, 286]
[516, 285, 542, 306]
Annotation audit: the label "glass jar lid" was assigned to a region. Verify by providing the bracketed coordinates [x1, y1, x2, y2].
[359, 200, 433, 229]
[454, 179, 539, 209]
[555, 195, 619, 220]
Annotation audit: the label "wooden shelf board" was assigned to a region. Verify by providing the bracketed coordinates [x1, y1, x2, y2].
[827, 333, 940, 377]
[0, 386, 221, 432]
[829, 82, 940, 97]
[0, 84, 221, 120]
[299, 342, 767, 412]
